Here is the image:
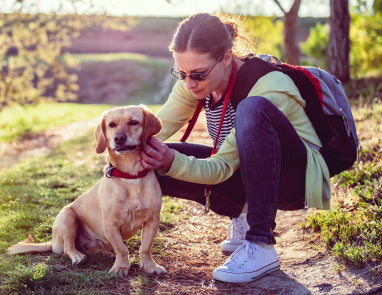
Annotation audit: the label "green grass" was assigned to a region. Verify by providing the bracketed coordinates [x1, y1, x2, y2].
[0, 103, 114, 143]
[0, 107, 179, 294]
[0, 103, 163, 143]
[303, 101, 382, 269]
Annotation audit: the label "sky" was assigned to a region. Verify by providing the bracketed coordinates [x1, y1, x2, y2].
[1, 0, 332, 17]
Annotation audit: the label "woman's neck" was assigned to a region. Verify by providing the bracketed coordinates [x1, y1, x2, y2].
[211, 57, 244, 104]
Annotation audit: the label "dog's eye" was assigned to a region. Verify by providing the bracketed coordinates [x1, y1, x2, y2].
[129, 120, 139, 126]
[109, 122, 117, 128]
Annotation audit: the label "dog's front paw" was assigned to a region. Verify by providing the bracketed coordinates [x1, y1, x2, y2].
[141, 261, 166, 275]
[68, 251, 87, 265]
[109, 262, 130, 276]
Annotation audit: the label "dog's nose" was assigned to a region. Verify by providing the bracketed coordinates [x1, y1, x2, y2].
[114, 133, 127, 145]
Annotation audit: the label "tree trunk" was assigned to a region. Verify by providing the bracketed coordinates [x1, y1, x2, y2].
[283, 0, 301, 65]
[328, 0, 350, 83]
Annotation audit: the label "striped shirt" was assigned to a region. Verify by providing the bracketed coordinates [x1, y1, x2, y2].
[204, 95, 236, 149]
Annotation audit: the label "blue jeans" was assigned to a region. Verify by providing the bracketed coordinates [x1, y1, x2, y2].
[156, 96, 307, 244]
[236, 97, 307, 244]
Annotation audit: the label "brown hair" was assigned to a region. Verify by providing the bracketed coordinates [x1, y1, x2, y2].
[169, 13, 254, 60]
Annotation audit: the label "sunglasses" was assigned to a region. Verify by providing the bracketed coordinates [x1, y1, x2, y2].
[170, 58, 222, 81]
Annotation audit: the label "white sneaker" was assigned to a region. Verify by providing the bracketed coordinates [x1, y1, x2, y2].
[213, 240, 280, 283]
[220, 213, 249, 254]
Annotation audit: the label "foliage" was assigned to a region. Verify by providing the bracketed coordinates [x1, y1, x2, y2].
[300, 10, 382, 77]
[300, 22, 329, 68]
[242, 16, 284, 58]
[349, 12, 382, 77]
[0, 13, 80, 109]
[0, 13, 135, 110]
[303, 99, 382, 268]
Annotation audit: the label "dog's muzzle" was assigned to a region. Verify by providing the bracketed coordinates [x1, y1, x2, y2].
[114, 145, 137, 152]
[113, 133, 137, 152]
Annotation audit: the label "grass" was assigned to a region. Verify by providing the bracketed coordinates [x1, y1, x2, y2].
[0, 103, 114, 143]
[302, 98, 382, 269]
[0, 104, 178, 294]
[0, 102, 163, 143]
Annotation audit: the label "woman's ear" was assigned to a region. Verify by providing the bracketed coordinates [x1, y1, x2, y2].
[140, 105, 162, 146]
[94, 116, 108, 154]
[222, 49, 233, 67]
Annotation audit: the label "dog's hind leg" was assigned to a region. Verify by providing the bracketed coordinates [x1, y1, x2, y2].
[140, 215, 166, 274]
[52, 207, 87, 265]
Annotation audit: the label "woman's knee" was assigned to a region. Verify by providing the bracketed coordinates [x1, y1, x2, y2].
[235, 96, 276, 133]
[236, 96, 274, 118]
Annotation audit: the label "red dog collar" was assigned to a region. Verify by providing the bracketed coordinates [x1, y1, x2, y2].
[105, 164, 150, 179]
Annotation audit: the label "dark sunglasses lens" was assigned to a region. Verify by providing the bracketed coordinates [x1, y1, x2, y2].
[171, 68, 206, 81]
[190, 73, 205, 81]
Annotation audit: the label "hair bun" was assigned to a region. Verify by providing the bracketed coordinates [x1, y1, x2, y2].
[225, 22, 238, 41]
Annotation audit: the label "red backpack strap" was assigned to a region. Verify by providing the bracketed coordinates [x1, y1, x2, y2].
[180, 99, 205, 142]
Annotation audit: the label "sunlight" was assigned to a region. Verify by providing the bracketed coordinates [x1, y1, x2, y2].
[0, 0, 331, 17]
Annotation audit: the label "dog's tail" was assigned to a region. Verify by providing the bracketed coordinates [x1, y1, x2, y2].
[7, 234, 52, 255]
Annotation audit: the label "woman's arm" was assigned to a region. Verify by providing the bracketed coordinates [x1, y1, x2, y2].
[141, 130, 239, 185]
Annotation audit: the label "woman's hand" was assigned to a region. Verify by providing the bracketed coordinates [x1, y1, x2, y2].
[140, 137, 175, 171]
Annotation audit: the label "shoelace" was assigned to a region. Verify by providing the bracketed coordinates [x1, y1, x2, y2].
[225, 241, 257, 266]
[226, 215, 248, 240]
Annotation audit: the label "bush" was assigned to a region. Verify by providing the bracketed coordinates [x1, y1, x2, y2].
[300, 22, 329, 68]
[244, 16, 284, 58]
[350, 12, 382, 77]
[0, 13, 81, 109]
[0, 13, 134, 110]
[300, 11, 382, 77]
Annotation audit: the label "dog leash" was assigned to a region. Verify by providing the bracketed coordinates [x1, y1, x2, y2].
[181, 60, 238, 212]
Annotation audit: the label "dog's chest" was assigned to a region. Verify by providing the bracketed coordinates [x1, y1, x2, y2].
[120, 178, 147, 209]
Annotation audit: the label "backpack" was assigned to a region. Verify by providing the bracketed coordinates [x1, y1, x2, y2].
[182, 55, 360, 177]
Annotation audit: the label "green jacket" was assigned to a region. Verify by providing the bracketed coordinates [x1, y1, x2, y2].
[156, 71, 331, 210]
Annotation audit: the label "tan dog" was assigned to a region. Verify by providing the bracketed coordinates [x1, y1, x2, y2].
[7, 105, 165, 276]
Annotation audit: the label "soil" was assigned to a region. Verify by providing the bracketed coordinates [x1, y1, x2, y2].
[1, 115, 381, 295]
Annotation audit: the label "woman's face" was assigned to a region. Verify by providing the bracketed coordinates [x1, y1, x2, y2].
[173, 50, 230, 100]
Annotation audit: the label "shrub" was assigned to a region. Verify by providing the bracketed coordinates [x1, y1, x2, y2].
[0, 13, 81, 109]
[300, 11, 382, 77]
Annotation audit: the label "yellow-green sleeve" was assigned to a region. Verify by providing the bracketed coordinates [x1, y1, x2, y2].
[158, 128, 239, 184]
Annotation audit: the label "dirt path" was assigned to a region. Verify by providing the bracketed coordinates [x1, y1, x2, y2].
[0, 118, 99, 171]
[1, 116, 381, 294]
[154, 199, 382, 295]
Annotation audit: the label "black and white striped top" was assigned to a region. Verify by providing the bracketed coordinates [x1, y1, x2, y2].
[204, 95, 236, 150]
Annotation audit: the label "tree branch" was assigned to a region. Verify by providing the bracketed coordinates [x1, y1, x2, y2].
[272, 0, 286, 14]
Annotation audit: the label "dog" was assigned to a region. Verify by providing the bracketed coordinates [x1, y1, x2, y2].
[7, 105, 165, 276]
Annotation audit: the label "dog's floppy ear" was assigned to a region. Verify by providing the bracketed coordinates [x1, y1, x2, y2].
[95, 114, 108, 154]
[140, 105, 162, 146]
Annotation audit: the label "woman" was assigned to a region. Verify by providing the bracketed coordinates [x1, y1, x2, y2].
[140, 13, 331, 283]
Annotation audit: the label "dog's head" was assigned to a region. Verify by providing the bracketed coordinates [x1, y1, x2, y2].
[94, 105, 162, 154]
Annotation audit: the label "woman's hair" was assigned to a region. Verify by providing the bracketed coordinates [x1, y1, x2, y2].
[169, 13, 254, 60]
